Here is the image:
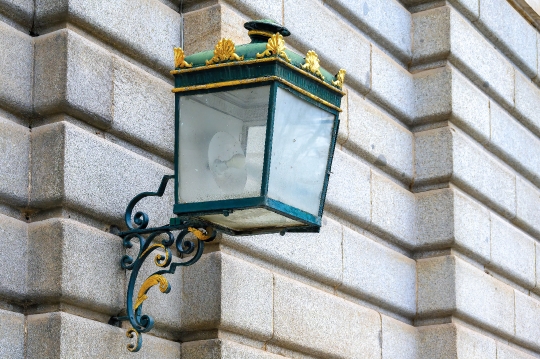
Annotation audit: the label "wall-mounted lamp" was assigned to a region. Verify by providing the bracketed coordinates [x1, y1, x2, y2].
[113, 19, 346, 352]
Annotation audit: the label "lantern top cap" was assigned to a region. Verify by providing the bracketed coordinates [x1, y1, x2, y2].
[244, 19, 291, 41]
[173, 19, 346, 91]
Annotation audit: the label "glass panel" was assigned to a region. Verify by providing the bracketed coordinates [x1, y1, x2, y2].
[178, 86, 270, 203]
[267, 87, 335, 216]
[201, 208, 304, 231]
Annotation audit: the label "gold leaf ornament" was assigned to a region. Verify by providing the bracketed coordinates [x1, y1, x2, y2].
[134, 274, 170, 310]
[174, 47, 192, 68]
[332, 69, 346, 89]
[301, 50, 324, 80]
[256, 33, 291, 63]
[188, 226, 215, 241]
[206, 38, 244, 65]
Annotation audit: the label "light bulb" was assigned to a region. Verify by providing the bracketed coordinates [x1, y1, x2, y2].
[208, 132, 247, 193]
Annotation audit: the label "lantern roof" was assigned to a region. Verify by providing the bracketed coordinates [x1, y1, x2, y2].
[172, 19, 346, 92]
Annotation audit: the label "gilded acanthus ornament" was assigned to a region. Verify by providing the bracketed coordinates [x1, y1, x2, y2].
[332, 69, 346, 89]
[301, 50, 324, 80]
[174, 47, 192, 68]
[134, 274, 170, 310]
[256, 33, 291, 63]
[206, 38, 244, 65]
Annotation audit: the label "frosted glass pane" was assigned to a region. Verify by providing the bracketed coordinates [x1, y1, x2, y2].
[201, 208, 304, 231]
[178, 86, 270, 203]
[267, 87, 335, 215]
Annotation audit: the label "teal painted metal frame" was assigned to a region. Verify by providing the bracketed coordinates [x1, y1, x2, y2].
[173, 70, 341, 235]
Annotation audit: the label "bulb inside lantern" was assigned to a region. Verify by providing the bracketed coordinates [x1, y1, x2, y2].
[208, 132, 247, 193]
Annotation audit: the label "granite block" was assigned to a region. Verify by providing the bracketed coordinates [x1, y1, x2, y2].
[0, 21, 33, 115]
[34, 0, 181, 74]
[371, 171, 416, 248]
[341, 226, 416, 317]
[27, 218, 124, 314]
[272, 275, 381, 358]
[489, 214, 535, 288]
[0, 309, 24, 359]
[326, 149, 371, 226]
[0, 214, 27, 303]
[30, 121, 173, 226]
[0, 118, 30, 207]
[34, 29, 113, 129]
[182, 252, 273, 341]
[26, 311, 181, 358]
[221, 217, 343, 287]
[347, 90, 413, 182]
[324, 0, 412, 62]
[284, 0, 371, 93]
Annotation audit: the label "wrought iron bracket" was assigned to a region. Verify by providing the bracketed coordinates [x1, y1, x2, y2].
[112, 175, 216, 352]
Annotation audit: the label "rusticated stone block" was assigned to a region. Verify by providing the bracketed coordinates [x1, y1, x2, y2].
[221, 217, 343, 287]
[182, 339, 284, 359]
[30, 121, 173, 226]
[323, 0, 412, 62]
[34, 30, 113, 129]
[34, 0, 181, 74]
[0, 118, 30, 207]
[370, 46, 414, 121]
[490, 214, 535, 288]
[418, 255, 514, 338]
[27, 218, 124, 314]
[415, 126, 516, 219]
[0, 214, 28, 303]
[382, 315, 417, 359]
[341, 226, 416, 317]
[478, 0, 537, 78]
[413, 6, 515, 108]
[26, 311, 181, 358]
[489, 103, 540, 188]
[182, 252, 273, 340]
[371, 171, 416, 248]
[284, 0, 371, 93]
[272, 275, 381, 358]
[418, 323, 496, 359]
[515, 70, 540, 139]
[326, 149, 371, 226]
[111, 57, 175, 159]
[347, 90, 413, 182]
[0, 309, 24, 359]
[515, 290, 540, 351]
[515, 177, 540, 238]
[416, 188, 490, 262]
[0, 21, 33, 115]
[0, 0, 33, 29]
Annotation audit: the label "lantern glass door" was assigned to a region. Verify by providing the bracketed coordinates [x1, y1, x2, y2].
[178, 85, 270, 203]
[267, 87, 335, 216]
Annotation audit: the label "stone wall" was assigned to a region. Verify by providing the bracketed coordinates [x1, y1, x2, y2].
[1, 0, 540, 357]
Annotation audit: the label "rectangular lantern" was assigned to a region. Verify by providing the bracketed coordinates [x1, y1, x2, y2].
[172, 20, 346, 235]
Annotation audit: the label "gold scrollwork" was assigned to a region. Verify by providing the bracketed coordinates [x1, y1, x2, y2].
[188, 226, 215, 241]
[256, 33, 291, 63]
[301, 50, 324, 80]
[139, 244, 170, 267]
[174, 47, 192, 68]
[332, 69, 346, 89]
[206, 39, 244, 66]
[134, 274, 170, 310]
[126, 328, 140, 352]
